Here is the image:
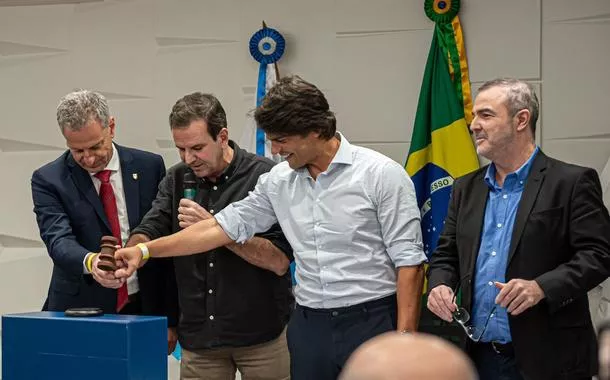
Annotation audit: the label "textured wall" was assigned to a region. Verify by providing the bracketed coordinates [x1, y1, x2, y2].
[1, 0, 609, 377]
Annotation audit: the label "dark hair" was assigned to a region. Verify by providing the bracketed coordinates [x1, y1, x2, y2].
[169, 92, 227, 140]
[478, 78, 539, 136]
[254, 75, 336, 140]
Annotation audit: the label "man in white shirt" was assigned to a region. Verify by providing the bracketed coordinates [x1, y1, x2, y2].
[114, 76, 427, 379]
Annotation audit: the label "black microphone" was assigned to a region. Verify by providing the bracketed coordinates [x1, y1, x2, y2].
[183, 171, 197, 200]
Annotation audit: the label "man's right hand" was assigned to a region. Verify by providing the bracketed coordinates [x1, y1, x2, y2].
[113, 246, 143, 280]
[427, 285, 457, 322]
[90, 253, 125, 289]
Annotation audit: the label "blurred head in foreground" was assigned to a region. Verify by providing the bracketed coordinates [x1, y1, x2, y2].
[339, 332, 477, 380]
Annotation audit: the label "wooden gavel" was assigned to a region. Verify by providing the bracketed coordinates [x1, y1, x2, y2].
[97, 235, 119, 272]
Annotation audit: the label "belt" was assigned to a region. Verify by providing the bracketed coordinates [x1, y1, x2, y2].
[297, 294, 396, 317]
[476, 341, 515, 356]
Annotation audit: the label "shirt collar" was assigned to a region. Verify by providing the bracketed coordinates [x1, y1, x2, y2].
[295, 132, 353, 178]
[484, 146, 540, 190]
[331, 132, 354, 165]
[201, 140, 240, 185]
[91, 143, 120, 178]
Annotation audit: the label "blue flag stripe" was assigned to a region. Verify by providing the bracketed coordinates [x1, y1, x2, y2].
[255, 64, 267, 156]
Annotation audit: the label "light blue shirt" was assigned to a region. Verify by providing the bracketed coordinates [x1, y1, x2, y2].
[472, 147, 539, 343]
[215, 133, 427, 308]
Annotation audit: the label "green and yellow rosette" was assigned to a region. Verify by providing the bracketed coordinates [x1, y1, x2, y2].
[423, 0, 472, 124]
[424, 0, 460, 24]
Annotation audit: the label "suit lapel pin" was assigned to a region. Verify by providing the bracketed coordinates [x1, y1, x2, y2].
[132, 173, 138, 180]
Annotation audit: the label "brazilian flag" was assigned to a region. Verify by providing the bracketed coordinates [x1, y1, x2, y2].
[406, 0, 479, 260]
[407, 0, 479, 343]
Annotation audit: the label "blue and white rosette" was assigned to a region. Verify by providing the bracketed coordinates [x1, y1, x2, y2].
[249, 27, 285, 156]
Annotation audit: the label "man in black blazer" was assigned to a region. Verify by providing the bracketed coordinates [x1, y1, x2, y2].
[427, 78, 610, 380]
[31, 90, 178, 353]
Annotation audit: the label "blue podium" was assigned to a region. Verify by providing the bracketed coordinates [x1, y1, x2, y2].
[2, 312, 167, 380]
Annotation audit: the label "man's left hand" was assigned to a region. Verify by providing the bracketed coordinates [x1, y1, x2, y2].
[178, 198, 213, 228]
[495, 279, 545, 315]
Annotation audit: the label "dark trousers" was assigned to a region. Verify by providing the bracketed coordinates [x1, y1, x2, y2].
[471, 342, 524, 380]
[287, 294, 397, 380]
[472, 342, 593, 380]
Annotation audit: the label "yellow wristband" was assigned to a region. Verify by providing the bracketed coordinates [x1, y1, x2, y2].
[86, 253, 96, 273]
[136, 243, 150, 261]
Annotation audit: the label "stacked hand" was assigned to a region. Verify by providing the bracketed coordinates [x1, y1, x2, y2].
[90, 252, 126, 288]
[113, 246, 142, 280]
[177, 198, 212, 228]
[113, 198, 213, 280]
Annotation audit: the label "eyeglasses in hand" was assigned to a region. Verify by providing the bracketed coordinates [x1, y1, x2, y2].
[451, 275, 497, 342]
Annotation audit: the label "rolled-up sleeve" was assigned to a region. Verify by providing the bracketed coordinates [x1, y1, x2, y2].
[215, 172, 279, 244]
[376, 161, 427, 267]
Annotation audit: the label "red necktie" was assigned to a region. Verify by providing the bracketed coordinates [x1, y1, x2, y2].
[94, 170, 129, 312]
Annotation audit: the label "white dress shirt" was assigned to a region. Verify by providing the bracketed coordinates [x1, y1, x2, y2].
[216, 133, 426, 308]
[86, 144, 139, 295]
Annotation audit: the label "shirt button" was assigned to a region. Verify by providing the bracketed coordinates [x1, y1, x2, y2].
[331, 311, 339, 317]
[488, 281, 493, 286]
[210, 209, 214, 214]
[491, 251, 497, 256]
[519, 180, 524, 185]
[497, 223, 502, 228]
[209, 315, 214, 320]
[225, 176, 229, 180]
[209, 263, 214, 268]
[208, 289, 213, 294]
[213, 186, 218, 190]
[502, 194, 508, 199]
[490, 313, 495, 318]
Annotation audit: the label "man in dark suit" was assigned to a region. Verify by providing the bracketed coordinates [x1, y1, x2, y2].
[31, 90, 178, 353]
[427, 78, 610, 380]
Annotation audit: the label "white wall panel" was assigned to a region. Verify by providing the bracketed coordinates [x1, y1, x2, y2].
[335, 0, 432, 33]
[1, 2, 610, 378]
[71, 0, 156, 96]
[333, 30, 431, 143]
[0, 54, 71, 146]
[461, 0, 541, 82]
[154, 0, 239, 43]
[543, 23, 610, 140]
[0, 5, 71, 50]
[541, 0, 610, 169]
[153, 43, 244, 141]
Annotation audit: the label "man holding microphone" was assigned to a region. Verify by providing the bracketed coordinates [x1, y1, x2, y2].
[114, 76, 426, 380]
[127, 92, 293, 380]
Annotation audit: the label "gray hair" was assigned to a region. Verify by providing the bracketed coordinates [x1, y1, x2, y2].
[478, 78, 539, 135]
[56, 90, 110, 132]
